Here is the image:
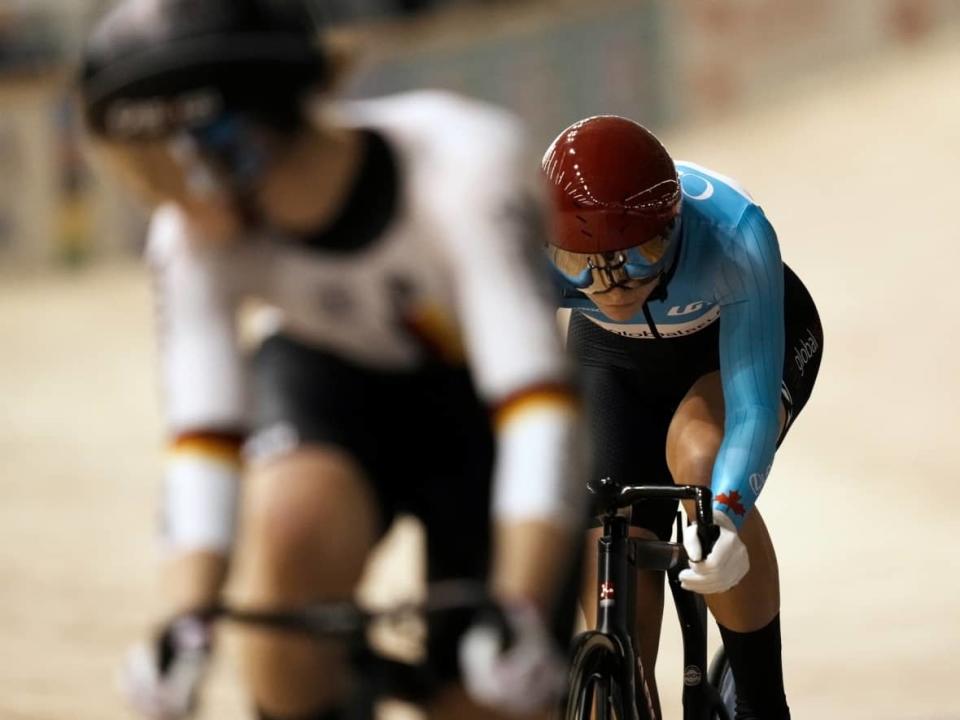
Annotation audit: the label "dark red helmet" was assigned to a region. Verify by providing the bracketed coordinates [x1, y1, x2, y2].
[542, 115, 681, 254]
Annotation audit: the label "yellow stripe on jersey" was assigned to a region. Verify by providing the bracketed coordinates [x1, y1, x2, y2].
[169, 432, 244, 468]
[404, 304, 466, 363]
[493, 383, 579, 430]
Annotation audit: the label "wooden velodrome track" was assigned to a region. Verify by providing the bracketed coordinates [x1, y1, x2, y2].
[1, 32, 958, 720]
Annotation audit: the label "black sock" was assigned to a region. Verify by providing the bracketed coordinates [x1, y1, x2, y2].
[717, 614, 790, 720]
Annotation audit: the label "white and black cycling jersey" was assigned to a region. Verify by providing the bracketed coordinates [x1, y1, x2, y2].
[149, 91, 582, 552]
[150, 91, 568, 432]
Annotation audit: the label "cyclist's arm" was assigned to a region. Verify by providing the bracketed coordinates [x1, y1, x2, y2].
[713, 205, 785, 529]
[436, 128, 586, 612]
[147, 205, 247, 613]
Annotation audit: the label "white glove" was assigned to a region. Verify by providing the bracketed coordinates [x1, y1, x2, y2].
[458, 601, 567, 715]
[678, 511, 750, 595]
[119, 613, 213, 720]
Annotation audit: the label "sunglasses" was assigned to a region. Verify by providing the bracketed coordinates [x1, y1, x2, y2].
[548, 220, 679, 294]
[169, 112, 271, 198]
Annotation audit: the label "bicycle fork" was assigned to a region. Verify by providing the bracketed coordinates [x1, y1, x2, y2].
[667, 516, 727, 720]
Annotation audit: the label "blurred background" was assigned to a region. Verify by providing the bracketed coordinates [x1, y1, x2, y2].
[1, 1, 958, 718]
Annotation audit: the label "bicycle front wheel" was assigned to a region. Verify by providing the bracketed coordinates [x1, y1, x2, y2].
[707, 647, 736, 720]
[563, 632, 633, 720]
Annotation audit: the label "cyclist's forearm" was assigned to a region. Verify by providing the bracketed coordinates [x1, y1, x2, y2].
[489, 395, 586, 611]
[159, 431, 243, 614]
[162, 549, 230, 614]
[491, 520, 577, 612]
[710, 404, 780, 527]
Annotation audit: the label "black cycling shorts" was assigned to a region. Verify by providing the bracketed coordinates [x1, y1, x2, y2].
[567, 264, 823, 540]
[247, 335, 579, 676]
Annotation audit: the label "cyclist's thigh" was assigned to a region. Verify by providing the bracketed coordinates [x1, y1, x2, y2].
[403, 365, 495, 580]
[237, 334, 399, 600]
[567, 312, 724, 539]
[579, 361, 678, 540]
[238, 448, 381, 601]
[392, 364, 495, 678]
[664, 371, 727, 487]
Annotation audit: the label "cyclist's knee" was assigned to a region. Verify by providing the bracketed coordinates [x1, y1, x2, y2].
[666, 414, 722, 484]
[666, 441, 717, 488]
[238, 446, 380, 601]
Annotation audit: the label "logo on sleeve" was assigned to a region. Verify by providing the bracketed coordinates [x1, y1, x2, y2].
[748, 464, 773, 495]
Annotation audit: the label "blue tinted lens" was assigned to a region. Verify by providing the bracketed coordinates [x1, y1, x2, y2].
[189, 114, 265, 189]
[621, 220, 680, 280]
[561, 263, 596, 289]
[621, 245, 665, 280]
[548, 247, 595, 288]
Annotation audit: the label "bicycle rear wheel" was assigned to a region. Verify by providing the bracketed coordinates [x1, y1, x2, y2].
[707, 647, 736, 720]
[563, 632, 634, 720]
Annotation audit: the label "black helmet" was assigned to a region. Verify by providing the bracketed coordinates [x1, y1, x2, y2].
[80, 0, 328, 140]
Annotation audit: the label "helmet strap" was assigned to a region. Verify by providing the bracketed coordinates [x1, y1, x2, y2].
[648, 231, 683, 304]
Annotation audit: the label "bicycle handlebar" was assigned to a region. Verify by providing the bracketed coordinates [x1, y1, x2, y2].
[214, 580, 492, 640]
[589, 477, 720, 557]
[212, 581, 496, 707]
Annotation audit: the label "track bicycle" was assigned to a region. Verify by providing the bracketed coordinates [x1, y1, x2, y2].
[562, 477, 737, 720]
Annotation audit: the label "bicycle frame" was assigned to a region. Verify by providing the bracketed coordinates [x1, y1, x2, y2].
[590, 482, 730, 720]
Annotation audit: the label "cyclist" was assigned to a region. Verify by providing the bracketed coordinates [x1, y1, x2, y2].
[542, 116, 822, 720]
[79, 2, 585, 719]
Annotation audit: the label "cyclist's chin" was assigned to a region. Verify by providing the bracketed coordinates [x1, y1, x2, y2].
[590, 284, 654, 320]
[591, 297, 645, 321]
[178, 196, 246, 245]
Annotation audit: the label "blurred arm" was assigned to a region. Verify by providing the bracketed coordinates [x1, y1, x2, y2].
[437, 127, 586, 612]
[147, 205, 247, 613]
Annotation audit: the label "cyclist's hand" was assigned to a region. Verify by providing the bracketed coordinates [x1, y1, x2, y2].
[679, 512, 749, 595]
[120, 611, 214, 719]
[458, 600, 566, 715]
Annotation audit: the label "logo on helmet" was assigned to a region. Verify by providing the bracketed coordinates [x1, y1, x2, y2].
[105, 89, 223, 138]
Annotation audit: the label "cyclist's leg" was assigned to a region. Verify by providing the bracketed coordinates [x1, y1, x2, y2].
[411, 365, 494, 698]
[233, 446, 381, 718]
[410, 364, 581, 720]
[232, 335, 393, 720]
[666, 370, 790, 720]
[577, 362, 678, 717]
[406, 367, 550, 720]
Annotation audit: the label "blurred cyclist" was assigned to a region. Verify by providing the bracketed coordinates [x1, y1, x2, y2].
[543, 116, 823, 720]
[79, 1, 586, 719]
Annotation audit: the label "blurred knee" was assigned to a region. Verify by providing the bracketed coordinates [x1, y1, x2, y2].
[238, 447, 379, 601]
